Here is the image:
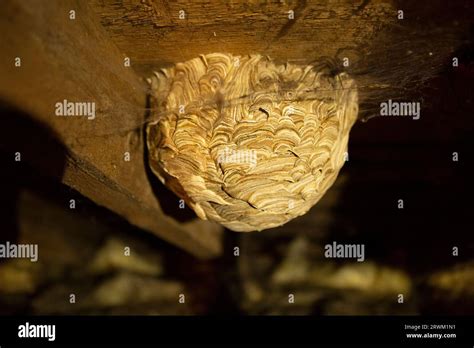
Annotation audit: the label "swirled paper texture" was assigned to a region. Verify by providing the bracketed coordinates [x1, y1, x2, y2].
[146, 53, 358, 232]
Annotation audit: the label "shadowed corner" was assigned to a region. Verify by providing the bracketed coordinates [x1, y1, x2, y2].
[0, 100, 68, 257]
[0, 100, 69, 314]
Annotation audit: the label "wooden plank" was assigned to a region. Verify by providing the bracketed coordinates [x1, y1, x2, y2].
[0, 0, 223, 259]
[91, 0, 396, 76]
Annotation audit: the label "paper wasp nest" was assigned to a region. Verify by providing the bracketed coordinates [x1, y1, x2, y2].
[146, 53, 357, 232]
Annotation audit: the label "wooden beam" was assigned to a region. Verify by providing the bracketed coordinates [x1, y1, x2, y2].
[90, 0, 396, 76]
[0, 0, 223, 259]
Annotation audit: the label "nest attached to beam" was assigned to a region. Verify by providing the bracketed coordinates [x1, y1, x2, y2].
[146, 53, 357, 232]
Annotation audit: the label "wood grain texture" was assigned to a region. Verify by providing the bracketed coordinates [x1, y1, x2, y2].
[91, 0, 395, 76]
[0, 0, 223, 259]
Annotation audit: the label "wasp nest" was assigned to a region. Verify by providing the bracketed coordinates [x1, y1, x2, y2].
[146, 53, 357, 232]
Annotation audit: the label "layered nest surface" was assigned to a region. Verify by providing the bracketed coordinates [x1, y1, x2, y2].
[146, 53, 358, 232]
